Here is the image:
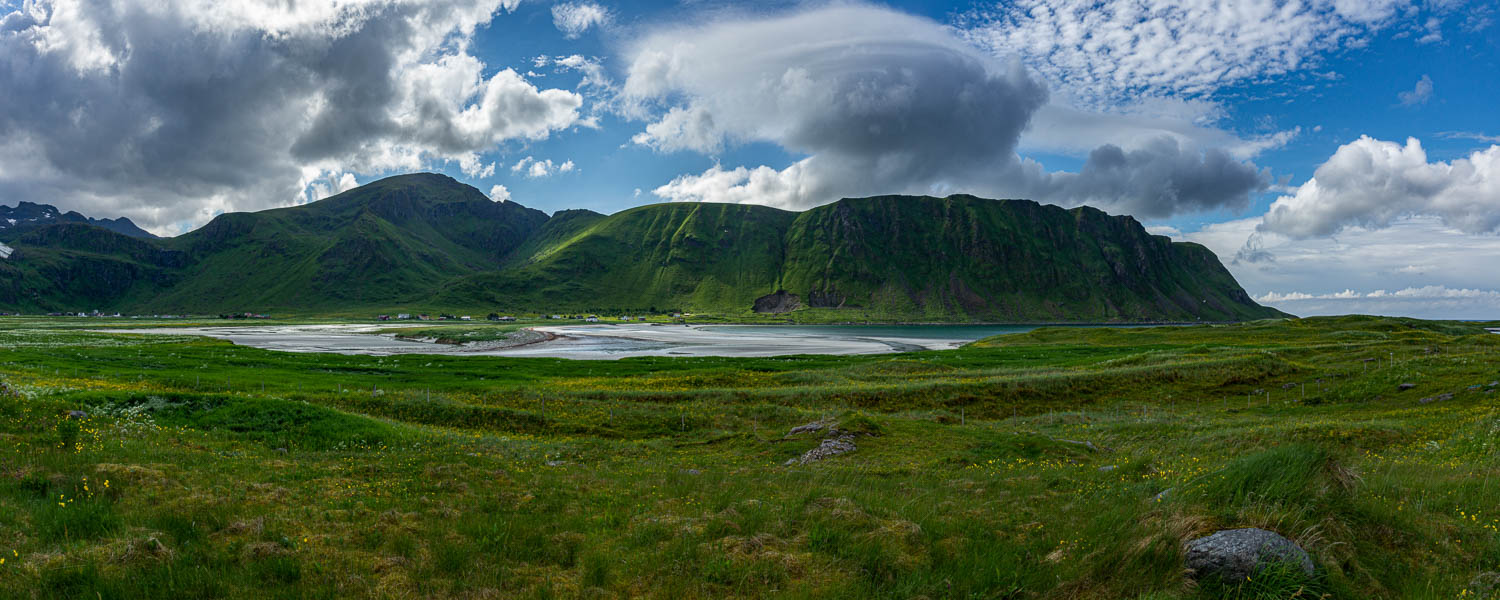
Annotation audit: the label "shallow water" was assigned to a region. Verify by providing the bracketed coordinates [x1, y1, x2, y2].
[106, 322, 1131, 359]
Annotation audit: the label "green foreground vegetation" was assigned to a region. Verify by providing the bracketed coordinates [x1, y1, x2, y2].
[1, 315, 1498, 598]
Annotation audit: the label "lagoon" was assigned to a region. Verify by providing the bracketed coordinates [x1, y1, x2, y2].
[107, 322, 1089, 359]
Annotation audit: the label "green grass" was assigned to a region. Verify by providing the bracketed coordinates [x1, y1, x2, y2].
[0, 315, 1496, 598]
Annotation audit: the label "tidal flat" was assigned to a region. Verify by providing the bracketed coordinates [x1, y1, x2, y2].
[106, 322, 1045, 358]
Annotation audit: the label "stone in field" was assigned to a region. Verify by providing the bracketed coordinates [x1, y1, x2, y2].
[785, 435, 857, 466]
[1469, 572, 1500, 599]
[1185, 528, 1314, 583]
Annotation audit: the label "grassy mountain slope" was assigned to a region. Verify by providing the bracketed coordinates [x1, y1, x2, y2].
[775, 195, 1268, 321]
[0, 225, 184, 311]
[437, 195, 1279, 321]
[435, 202, 797, 313]
[147, 173, 548, 312]
[0, 173, 1282, 321]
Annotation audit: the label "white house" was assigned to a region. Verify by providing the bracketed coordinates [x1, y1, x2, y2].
[585, 316, 599, 323]
[0, 242, 12, 260]
[397, 313, 411, 320]
[460, 315, 472, 321]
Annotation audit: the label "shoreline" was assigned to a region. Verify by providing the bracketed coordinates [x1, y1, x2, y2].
[680, 320, 1220, 326]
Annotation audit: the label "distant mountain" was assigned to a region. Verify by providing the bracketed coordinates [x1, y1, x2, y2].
[150, 173, 548, 311]
[0, 201, 157, 240]
[0, 173, 1285, 321]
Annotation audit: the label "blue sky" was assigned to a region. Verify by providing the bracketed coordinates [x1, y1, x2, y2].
[2, 0, 1498, 318]
[468, 1, 1500, 223]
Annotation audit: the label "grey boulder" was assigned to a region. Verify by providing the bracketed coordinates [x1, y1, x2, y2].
[1185, 528, 1313, 583]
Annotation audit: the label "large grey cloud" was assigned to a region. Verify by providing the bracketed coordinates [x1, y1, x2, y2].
[1017, 137, 1269, 219]
[0, 0, 577, 234]
[627, 4, 1266, 217]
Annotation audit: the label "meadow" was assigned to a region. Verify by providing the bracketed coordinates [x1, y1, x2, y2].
[0, 315, 1497, 599]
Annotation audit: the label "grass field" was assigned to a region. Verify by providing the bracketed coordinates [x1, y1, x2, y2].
[0, 315, 1498, 598]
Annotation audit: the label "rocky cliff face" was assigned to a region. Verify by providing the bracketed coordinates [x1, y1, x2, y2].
[753, 290, 802, 314]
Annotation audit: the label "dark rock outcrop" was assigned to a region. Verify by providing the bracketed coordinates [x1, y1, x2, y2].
[753, 290, 801, 313]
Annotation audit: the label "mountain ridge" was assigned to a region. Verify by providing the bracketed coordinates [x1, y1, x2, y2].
[0, 173, 1285, 321]
[0, 201, 157, 240]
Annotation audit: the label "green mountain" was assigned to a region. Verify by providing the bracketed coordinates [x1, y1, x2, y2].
[151, 173, 547, 311]
[0, 224, 184, 311]
[0, 173, 1284, 321]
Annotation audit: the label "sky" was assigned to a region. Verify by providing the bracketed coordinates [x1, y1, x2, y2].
[1, 0, 1498, 319]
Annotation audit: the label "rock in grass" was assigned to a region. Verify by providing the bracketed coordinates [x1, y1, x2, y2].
[1419, 392, 1455, 404]
[786, 420, 832, 436]
[785, 434, 857, 466]
[1398, 383, 1417, 391]
[1470, 572, 1500, 599]
[1185, 528, 1314, 583]
[67, 410, 88, 419]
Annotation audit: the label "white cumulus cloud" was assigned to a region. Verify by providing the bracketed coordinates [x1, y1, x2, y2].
[1258, 136, 1500, 238]
[512, 156, 576, 178]
[488, 184, 511, 202]
[552, 2, 609, 38]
